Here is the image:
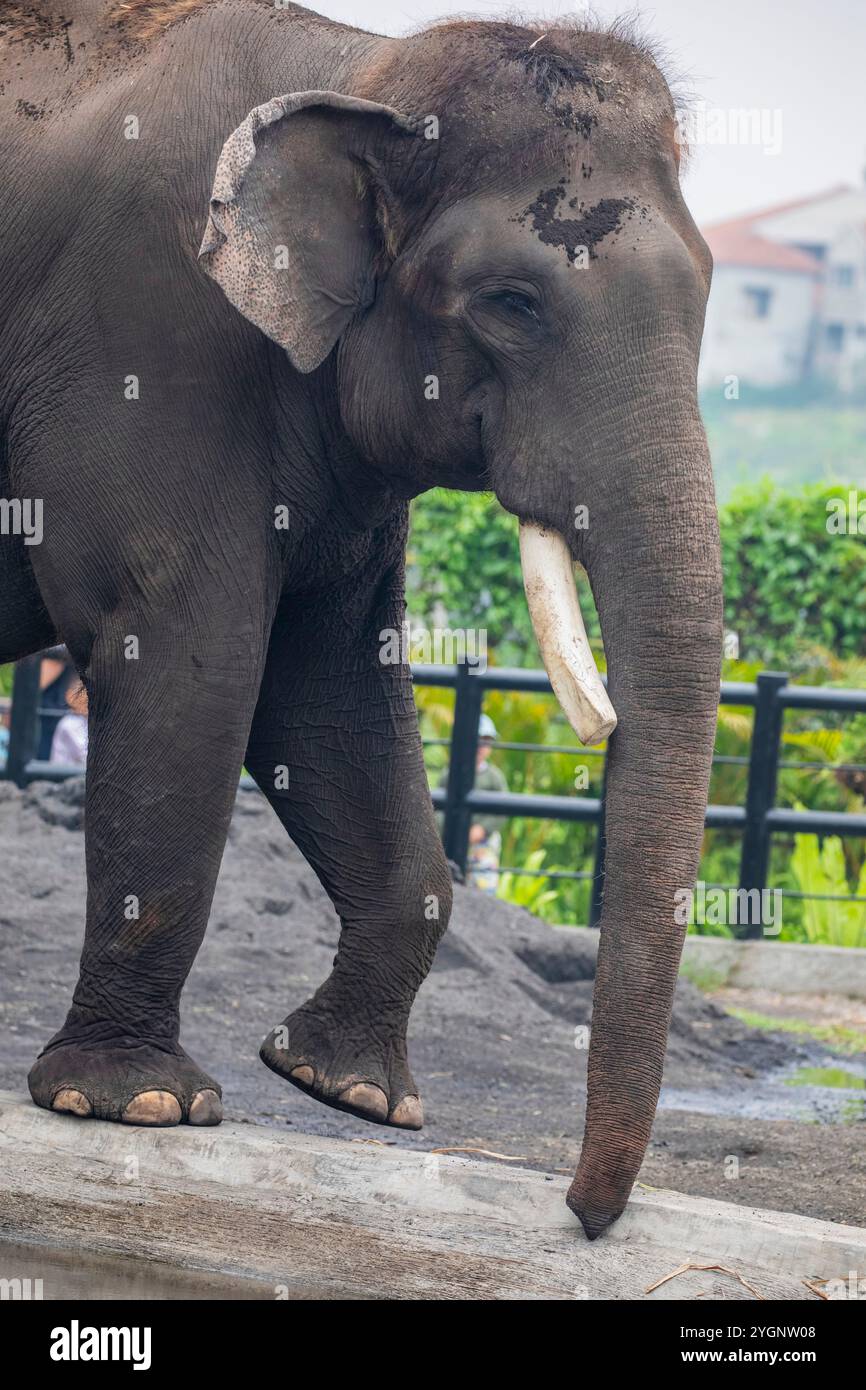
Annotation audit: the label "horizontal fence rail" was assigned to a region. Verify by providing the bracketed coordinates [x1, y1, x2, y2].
[414, 663, 866, 938]
[3, 655, 866, 937]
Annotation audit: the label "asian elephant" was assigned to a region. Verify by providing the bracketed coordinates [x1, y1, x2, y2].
[0, 1, 722, 1239]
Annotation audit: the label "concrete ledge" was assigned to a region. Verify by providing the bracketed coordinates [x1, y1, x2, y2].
[1, 1093, 863, 1300]
[680, 934, 866, 998]
[558, 927, 866, 999]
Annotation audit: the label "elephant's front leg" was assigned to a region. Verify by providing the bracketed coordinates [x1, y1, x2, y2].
[248, 552, 452, 1129]
[28, 608, 270, 1126]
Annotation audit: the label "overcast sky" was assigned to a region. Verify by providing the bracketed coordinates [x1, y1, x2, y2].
[307, 0, 866, 226]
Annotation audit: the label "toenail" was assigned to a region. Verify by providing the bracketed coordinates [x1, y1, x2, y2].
[188, 1089, 223, 1126]
[52, 1088, 92, 1118]
[338, 1082, 388, 1122]
[290, 1065, 315, 1088]
[122, 1090, 182, 1126]
[389, 1095, 423, 1129]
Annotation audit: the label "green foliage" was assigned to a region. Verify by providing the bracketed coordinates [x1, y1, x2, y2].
[411, 481, 866, 938]
[720, 482, 866, 671]
[417, 650, 866, 936]
[407, 489, 601, 666]
[497, 848, 559, 915]
[415, 681, 602, 925]
[407, 492, 528, 667]
[790, 827, 866, 949]
[411, 482, 866, 679]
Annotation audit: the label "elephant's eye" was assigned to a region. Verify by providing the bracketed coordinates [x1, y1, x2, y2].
[483, 289, 539, 321]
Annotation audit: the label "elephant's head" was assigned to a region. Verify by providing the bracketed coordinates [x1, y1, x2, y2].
[200, 20, 723, 1238]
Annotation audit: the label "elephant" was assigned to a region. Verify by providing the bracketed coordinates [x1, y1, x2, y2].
[0, 1, 722, 1240]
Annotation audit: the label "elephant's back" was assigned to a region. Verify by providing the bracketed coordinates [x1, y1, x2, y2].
[0, 1, 386, 364]
[0, 4, 147, 197]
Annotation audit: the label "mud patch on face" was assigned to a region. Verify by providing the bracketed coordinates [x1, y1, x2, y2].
[515, 182, 636, 263]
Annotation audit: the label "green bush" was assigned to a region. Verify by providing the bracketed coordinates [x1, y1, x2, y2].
[410, 481, 866, 677]
[790, 827, 866, 949]
[720, 481, 866, 670]
[409, 480, 866, 935]
[407, 489, 601, 667]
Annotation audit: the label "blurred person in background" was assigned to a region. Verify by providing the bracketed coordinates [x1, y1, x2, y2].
[0, 695, 10, 764]
[467, 714, 508, 893]
[438, 713, 509, 894]
[49, 678, 89, 768]
[37, 646, 74, 761]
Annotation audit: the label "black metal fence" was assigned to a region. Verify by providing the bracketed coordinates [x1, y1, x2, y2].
[415, 664, 866, 938]
[4, 654, 866, 939]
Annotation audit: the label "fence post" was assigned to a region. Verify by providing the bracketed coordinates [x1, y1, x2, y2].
[442, 663, 483, 875]
[738, 670, 788, 940]
[589, 753, 608, 927]
[6, 654, 42, 788]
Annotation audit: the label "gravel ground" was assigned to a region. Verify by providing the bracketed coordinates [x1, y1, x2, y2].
[1, 777, 863, 1226]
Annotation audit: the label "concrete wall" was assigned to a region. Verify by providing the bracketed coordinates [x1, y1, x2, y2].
[559, 927, 866, 1000]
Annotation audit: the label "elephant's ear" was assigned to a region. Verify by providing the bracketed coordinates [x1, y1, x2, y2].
[199, 91, 422, 373]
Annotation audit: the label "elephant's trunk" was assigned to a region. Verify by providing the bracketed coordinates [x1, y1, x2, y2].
[522, 430, 722, 1240]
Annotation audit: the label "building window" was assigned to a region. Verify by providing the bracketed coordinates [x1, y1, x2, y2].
[825, 323, 845, 352]
[743, 285, 773, 319]
[794, 243, 826, 262]
[830, 264, 856, 287]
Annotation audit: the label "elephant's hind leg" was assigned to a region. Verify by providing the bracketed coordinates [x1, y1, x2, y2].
[247, 546, 451, 1131]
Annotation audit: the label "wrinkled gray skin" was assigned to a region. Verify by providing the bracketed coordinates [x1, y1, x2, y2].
[0, 1, 722, 1238]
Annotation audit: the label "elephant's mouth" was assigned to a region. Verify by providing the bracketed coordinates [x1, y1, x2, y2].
[518, 521, 616, 745]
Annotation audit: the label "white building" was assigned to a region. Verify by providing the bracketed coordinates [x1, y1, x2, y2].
[699, 185, 866, 393]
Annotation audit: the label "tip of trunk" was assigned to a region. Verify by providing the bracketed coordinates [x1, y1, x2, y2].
[566, 1177, 630, 1241]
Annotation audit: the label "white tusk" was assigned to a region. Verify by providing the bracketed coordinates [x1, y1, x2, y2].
[519, 521, 617, 746]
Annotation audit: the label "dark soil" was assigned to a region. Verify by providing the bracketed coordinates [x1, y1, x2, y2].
[1, 778, 863, 1227]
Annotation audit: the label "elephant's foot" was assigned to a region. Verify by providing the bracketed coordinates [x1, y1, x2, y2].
[259, 989, 422, 1130]
[28, 1035, 222, 1127]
